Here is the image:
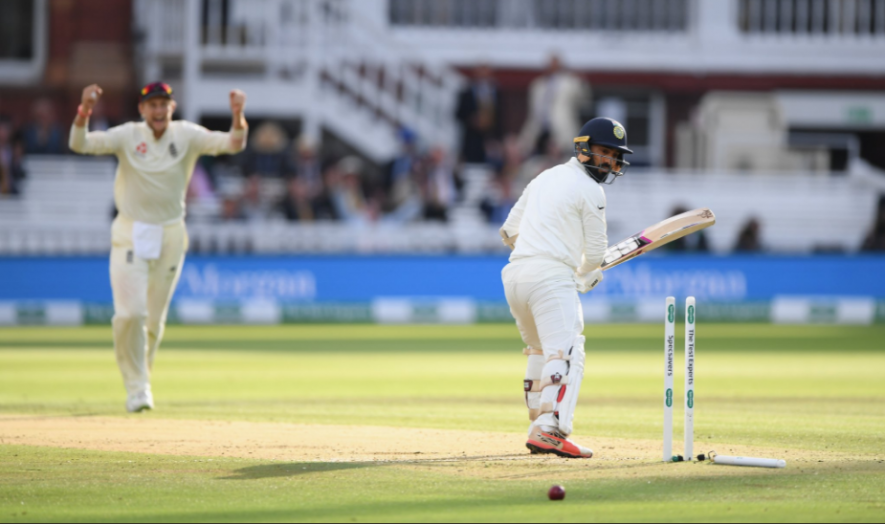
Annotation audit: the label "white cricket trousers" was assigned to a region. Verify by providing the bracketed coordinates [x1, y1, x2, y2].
[110, 215, 187, 397]
[502, 259, 585, 433]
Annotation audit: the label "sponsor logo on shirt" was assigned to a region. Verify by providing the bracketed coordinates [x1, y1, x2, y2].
[135, 142, 148, 157]
[169, 143, 178, 158]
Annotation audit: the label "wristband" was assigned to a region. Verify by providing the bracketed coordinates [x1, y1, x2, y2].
[77, 105, 92, 119]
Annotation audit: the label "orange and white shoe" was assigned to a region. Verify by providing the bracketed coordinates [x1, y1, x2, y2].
[526, 425, 593, 459]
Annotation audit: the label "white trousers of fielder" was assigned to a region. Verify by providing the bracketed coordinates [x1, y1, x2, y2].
[110, 215, 187, 398]
[503, 259, 586, 436]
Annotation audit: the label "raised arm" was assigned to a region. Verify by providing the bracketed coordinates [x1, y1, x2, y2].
[192, 90, 249, 156]
[69, 84, 121, 155]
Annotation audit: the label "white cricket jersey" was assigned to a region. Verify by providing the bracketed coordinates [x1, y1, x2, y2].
[502, 157, 608, 275]
[70, 121, 246, 225]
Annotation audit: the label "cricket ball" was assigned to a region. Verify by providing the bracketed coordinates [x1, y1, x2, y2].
[548, 485, 566, 501]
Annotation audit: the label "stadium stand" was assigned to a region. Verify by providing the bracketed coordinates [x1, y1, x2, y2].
[1, 156, 879, 256]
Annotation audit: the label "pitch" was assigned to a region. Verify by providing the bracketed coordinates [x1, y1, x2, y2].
[1, 324, 884, 522]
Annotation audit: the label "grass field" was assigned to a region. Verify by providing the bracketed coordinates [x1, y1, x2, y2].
[1, 324, 884, 522]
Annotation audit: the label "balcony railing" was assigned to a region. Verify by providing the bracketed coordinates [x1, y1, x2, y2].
[738, 0, 885, 36]
[389, 0, 691, 31]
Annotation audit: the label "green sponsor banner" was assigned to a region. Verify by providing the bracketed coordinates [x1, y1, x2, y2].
[16, 304, 46, 325]
[809, 303, 838, 324]
[687, 390, 694, 409]
[84, 304, 115, 325]
[609, 303, 638, 323]
[6, 300, 870, 326]
[282, 303, 372, 324]
[688, 305, 695, 324]
[214, 303, 243, 324]
[667, 304, 675, 323]
[697, 302, 771, 323]
[411, 303, 440, 324]
[666, 388, 673, 408]
[477, 302, 513, 323]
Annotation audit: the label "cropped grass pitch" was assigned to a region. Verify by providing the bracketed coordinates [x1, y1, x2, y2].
[1, 324, 884, 522]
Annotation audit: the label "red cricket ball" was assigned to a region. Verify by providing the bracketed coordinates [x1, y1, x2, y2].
[548, 485, 566, 501]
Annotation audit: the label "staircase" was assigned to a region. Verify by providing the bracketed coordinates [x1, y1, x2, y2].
[136, 0, 464, 162]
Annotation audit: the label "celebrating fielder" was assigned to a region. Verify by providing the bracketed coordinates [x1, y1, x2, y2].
[70, 82, 248, 412]
[500, 117, 632, 458]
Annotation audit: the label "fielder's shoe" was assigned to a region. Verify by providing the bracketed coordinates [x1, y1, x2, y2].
[526, 425, 593, 459]
[126, 391, 154, 413]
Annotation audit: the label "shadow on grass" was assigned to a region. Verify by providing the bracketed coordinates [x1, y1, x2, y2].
[222, 454, 528, 481]
[222, 461, 382, 479]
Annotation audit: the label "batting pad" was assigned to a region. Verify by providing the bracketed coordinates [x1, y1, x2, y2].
[554, 336, 586, 436]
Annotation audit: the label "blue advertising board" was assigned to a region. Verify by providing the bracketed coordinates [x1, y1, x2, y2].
[1, 254, 884, 303]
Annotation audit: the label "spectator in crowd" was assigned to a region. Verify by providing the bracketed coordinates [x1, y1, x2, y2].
[329, 156, 374, 224]
[244, 121, 293, 178]
[423, 146, 459, 222]
[514, 136, 565, 194]
[277, 178, 319, 222]
[310, 168, 339, 221]
[734, 217, 763, 253]
[861, 196, 885, 252]
[482, 136, 523, 224]
[383, 128, 424, 223]
[455, 64, 502, 165]
[293, 135, 322, 196]
[519, 55, 591, 156]
[220, 194, 246, 221]
[240, 175, 269, 222]
[666, 206, 710, 252]
[0, 118, 26, 195]
[186, 160, 217, 206]
[23, 99, 66, 155]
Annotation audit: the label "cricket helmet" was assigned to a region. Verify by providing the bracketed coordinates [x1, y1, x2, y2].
[574, 117, 633, 184]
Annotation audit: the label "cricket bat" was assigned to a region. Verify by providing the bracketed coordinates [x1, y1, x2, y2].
[600, 208, 716, 270]
[501, 208, 716, 271]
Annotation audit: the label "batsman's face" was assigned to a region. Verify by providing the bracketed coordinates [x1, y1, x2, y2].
[139, 98, 176, 136]
[588, 145, 623, 175]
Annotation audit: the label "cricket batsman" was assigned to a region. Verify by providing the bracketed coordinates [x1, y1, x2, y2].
[500, 117, 632, 458]
[69, 82, 248, 412]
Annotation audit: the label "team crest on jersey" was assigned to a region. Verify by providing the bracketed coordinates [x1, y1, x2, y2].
[135, 142, 148, 156]
[169, 143, 178, 158]
[613, 125, 625, 140]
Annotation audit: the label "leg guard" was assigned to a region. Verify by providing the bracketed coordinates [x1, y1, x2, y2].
[523, 347, 545, 422]
[531, 336, 586, 436]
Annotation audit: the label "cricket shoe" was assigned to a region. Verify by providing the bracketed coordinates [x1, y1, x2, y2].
[526, 425, 593, 459]
[126, 391, 154, 413]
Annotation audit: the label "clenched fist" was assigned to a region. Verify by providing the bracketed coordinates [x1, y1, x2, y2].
[81, 84, 103, 111]
[230, 89, 246, 116]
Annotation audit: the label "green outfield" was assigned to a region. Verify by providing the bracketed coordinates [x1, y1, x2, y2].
[1, 324, 884, 522]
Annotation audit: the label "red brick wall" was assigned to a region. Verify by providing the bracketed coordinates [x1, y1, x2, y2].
[0, 0, 137, 129]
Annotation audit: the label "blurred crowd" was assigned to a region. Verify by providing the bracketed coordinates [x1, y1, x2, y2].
[205, 56, 586, 227]
[0, 98, 118, 196]
[191, 124, 461, 225]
